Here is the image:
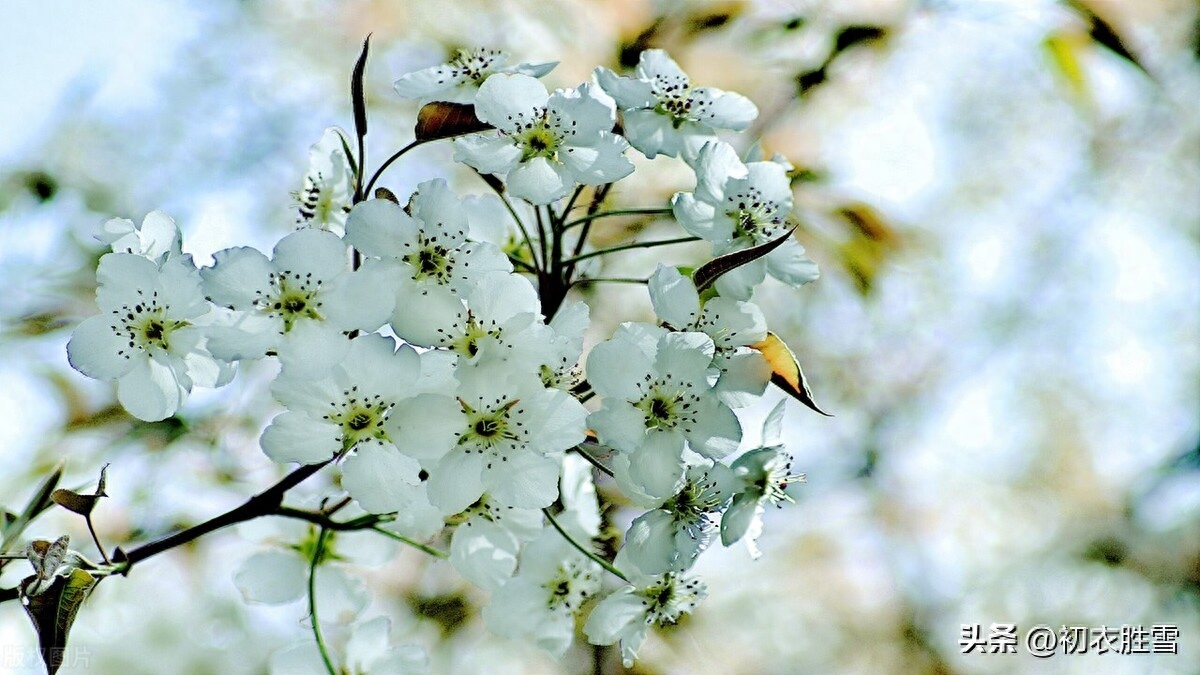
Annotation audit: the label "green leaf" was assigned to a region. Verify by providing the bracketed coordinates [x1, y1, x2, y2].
[1, 465, 65, 568]
[692, 227, 795, 294]
[414, 102, 492, 143]
[20, 567, 98, 675]
[350, 35, 371, 144]
[334, 128, 359, 183]
[752, 332, 831, 417]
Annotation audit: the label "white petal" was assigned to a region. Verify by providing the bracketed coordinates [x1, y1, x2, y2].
[322, 259, 397, 332]
[201, 246, 274, 309]
[507, 157, 572, 205]
[427, 448, 485, 514]
[586, 335, 653, 400]
[475, 73, 549, 130]
[67, 314, 139, 380]
[450, 519, 520, 590]
[670, 192, 725, 243]
[559, 134, 634, 185]
[690, 87, 758, 130]
[273, 228, 348, 282]
[593, 67, 655, 109]
[386, 394, 463, 462]
[720, 493, 761, 547]
[693, 141, 746, 205]
[765, 240, 821, 287]
[626, 430, 686, 500]
[393, 63, 466, 99]
[276, 321, 350, 380]
[453, 134, 522, 175]
[117, 357, 187, 421]
[713, 258, 766, 300]
[486, 451, 561, 509]
[519, 387, 588, 455]
[637, 49, 689, 84]
[683, 397, 742, 459]
[234, 550, 307, 604]
[622, 511, 678, 576]
[315, 565, 369, 624]
[260, 411, 341, 464]
[622, 109, 677, 159]
[345, 199, 419, 259]
[648, 265, 700, 328]
[550, 83, 614, 138]
[587, 403, 647, 454]
[342, 442, 423, 513]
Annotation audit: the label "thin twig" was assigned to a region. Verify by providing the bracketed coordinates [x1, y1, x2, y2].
[308, 527, 338, 675]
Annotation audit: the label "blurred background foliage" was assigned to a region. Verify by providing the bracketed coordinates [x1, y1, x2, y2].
[0, 0, 1197, 673]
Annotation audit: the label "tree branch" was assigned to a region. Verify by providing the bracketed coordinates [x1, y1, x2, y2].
[113, 459, 333, 574]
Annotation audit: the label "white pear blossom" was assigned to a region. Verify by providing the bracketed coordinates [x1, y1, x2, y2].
[482, 526, 602, 657]
[721, 400, 805, 558]
[539, 300, 589, 391]
[455, 74, 634, 204]
[621, 461, 735, 575]
[394, 47, 556, 103]
[448, 495, 544, 591]
[587, 323, 741, 500]
[344, 182, 513, 348]
[95, 210, 182, 261]
[234, 528, 369, 625]
[595, 49, 757, 162]
[269, 617, 427, 675]
[420, 363, 587, 514]
[200, 228, 394, 378]
[262, 334, 460, 474]
[67, 252, 233, 421]
[296, 127, 355, 232]
[672, 141, 819, 299]
[584, 571, 707, 668]
[648, 264, 771, 406]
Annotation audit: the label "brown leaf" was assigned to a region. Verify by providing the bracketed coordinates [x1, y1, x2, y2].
[692, 227, 795, 294]
[752, 332, 831, 416]
[415, 102, 492, 142]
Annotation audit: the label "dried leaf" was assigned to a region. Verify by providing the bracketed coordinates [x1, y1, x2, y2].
[414, 102, 492, 142]
[350, 35, 370, 143]
[51, 464, 109, 517]
[20, 567, 97, 675]
[752, 332, 831, 416]
[692, 227, 795, 294]
[374, 187, 399, 204]
[26, 536, 71, 593]
[1064, 0, 1150, 77]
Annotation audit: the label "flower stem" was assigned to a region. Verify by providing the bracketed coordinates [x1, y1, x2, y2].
[570, 444, 613, 477]
[543, 508, 627, 582]
[561, 235, 701, 266]
[363, 139, 422, 197]
[369, 526, 448, 559]
[563, 207, 672, 230]
[568, 276, 649, 289]
[308, 527, 338, 675]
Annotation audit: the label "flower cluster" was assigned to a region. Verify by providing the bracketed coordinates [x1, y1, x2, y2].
[68, 45, 820, 669]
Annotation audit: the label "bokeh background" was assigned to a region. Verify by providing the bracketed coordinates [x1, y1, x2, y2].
[1, 0, 1197, 673]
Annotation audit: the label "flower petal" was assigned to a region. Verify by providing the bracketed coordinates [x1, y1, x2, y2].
[507, 157, 572, 205]
[260, 411, 341, 464]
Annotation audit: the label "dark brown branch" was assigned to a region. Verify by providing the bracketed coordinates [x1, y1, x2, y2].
[112, 459, 332, 574]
